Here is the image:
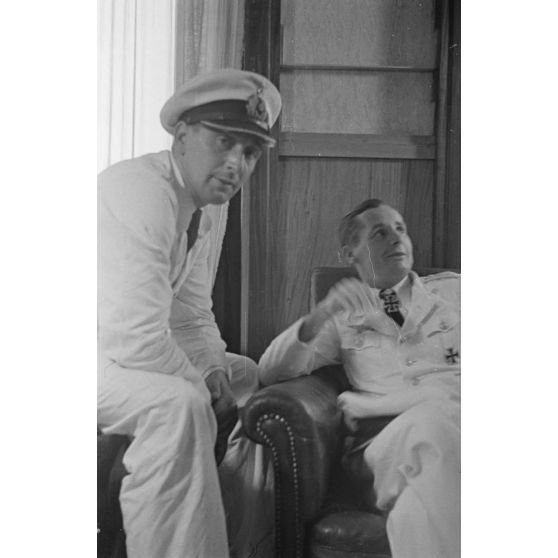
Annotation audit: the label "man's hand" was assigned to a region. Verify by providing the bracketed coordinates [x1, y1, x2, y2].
[205, 368, 238, 464]
[205, 368, 236, 412]
[299, 278, 382, 343]
[337, 391, 378, 431]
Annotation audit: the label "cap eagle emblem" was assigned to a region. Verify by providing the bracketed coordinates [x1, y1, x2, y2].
[246, 91, 269, 126]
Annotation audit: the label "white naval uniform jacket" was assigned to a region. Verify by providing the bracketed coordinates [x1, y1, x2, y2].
[259, 271, 460, 396]
[98, 150, 227, 393]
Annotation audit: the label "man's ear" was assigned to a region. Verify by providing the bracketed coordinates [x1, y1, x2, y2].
[340, 245, 356, 266]
[174, 121, 189, 148]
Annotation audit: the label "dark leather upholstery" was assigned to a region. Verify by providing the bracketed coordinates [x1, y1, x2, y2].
[97, 433, 129, 558]
[310, 512, 391, 558]
[243, 266, 454, 557]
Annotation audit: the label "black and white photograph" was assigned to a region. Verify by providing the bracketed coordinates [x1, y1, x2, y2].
[97, 2, 460, 556]
[6, 1, 558, 558]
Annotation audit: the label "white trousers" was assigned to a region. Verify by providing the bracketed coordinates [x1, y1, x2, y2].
[364, 399, 461, 558]
[98, 353, 259, 558]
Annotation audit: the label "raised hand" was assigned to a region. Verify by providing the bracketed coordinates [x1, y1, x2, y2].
[299, 278, 382, 342]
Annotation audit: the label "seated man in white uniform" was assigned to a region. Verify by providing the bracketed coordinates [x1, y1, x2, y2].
[259, 198, 460, 558]
[98, 69, 281, 558]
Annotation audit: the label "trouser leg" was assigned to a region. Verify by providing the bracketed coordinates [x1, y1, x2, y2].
[387, 487, 436, 558]
[364, 400, 460, 558]
[98, 361, 229, 558]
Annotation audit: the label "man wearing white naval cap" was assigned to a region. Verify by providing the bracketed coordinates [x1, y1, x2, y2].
[98, 69, 281, 558]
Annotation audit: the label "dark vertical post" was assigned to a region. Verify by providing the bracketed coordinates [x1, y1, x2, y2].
[433, 0, 450, 267]
[213, 193, 242, 353]
[445, 0, 461, 268]
[242, 0, 282, 359]
[433, 0, 461, 268]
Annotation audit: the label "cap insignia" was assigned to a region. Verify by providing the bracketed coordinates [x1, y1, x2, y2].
[246, 92, 269, 126]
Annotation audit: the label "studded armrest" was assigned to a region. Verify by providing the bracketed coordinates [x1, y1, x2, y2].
[241, 365, 350, 558]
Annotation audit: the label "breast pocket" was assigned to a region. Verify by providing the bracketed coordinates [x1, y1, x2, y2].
[424, 313, 460, 365]
[341, 328, 381, 351]
[340, 328, 391, 389]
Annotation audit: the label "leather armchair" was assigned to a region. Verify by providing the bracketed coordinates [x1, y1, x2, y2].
[242, 364, 391, 558]
[242, 266, 451, 558]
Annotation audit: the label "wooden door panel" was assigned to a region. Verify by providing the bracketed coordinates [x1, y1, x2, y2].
[246, 157, 434, 356]
[280, 71, 435, 134]
[282, 0, 437, 67]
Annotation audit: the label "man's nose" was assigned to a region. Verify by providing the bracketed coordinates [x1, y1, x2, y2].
[388, 229, 403, 244]
[224, 145, 243, 172]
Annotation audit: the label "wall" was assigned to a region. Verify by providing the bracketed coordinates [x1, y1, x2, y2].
[233, 0, 460, 359]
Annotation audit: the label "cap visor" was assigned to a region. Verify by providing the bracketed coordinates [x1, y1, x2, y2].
[200, 120, 276, 147]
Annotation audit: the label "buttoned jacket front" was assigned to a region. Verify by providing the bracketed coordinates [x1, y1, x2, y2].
[259, 271, 460, 394]
[98, 150, 226, 389]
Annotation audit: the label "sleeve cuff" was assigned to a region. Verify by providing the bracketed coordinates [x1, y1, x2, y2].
[201, 363, 231, 382]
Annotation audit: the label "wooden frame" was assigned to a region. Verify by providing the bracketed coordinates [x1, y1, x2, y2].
[279, 132, 436, 159]
[281, 64, 436, 73]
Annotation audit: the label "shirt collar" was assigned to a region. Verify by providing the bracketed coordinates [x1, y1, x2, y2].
[168, 151, 206, 237]
[169, 151, 185, 189]
[390, 274, 410, 295]
[370, 273, 410, 295]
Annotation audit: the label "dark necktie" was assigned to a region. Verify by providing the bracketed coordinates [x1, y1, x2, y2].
[379, 288, 405, 327]
[186, 208, 202, 252]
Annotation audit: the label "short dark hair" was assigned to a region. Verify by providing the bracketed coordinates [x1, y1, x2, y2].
[338, 198, 386, 247]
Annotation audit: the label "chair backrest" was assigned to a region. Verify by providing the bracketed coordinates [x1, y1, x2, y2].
[310, 266, 458, 307]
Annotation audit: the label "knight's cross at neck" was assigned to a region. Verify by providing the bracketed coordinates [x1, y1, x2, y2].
[379, 288, 405, 327]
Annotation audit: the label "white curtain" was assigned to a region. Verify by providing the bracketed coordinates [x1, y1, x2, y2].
[97, 0, 176, 172]
[98, 0, 245, 285]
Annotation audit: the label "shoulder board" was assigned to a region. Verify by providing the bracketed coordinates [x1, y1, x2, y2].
[421, 271, 461, 283]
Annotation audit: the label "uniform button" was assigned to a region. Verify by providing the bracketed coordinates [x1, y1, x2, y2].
[400, 336, 407, 344]
[406, 359, 416, 366]
[411, 378, 420, 386]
